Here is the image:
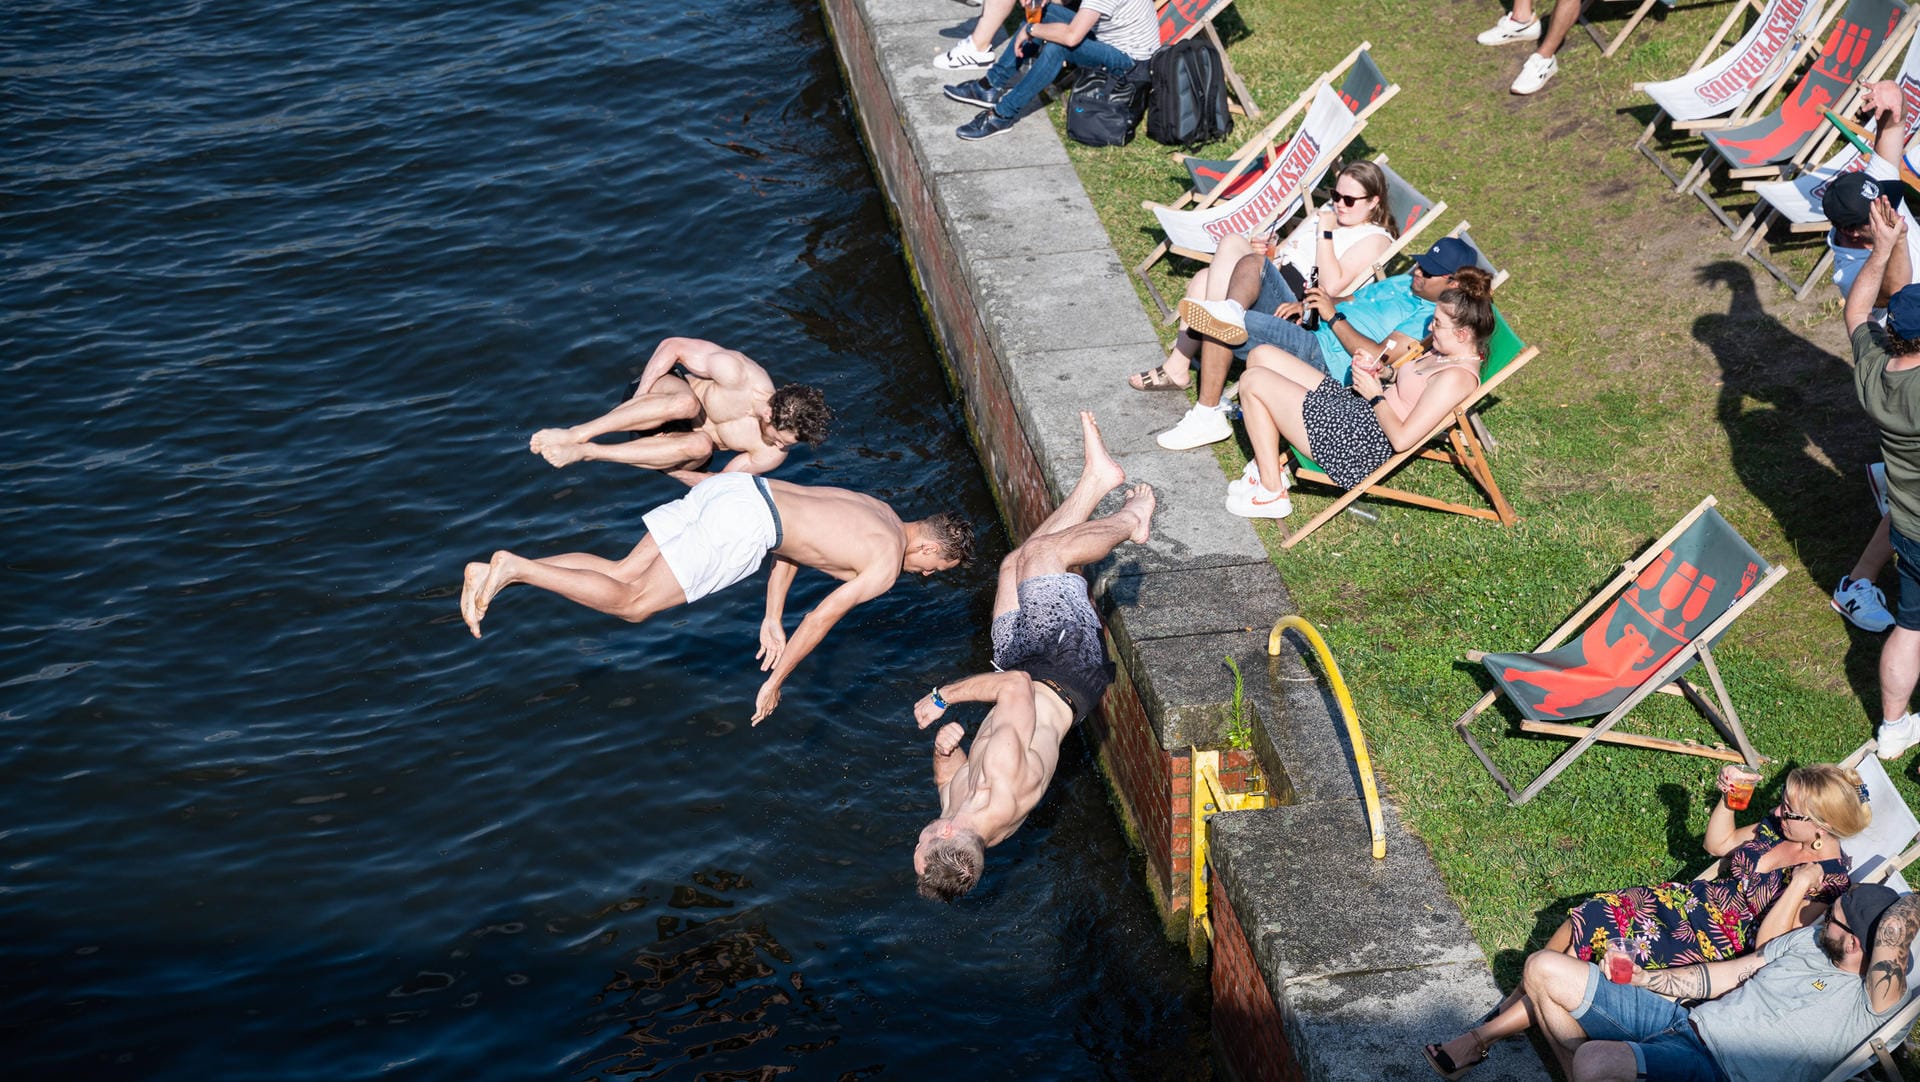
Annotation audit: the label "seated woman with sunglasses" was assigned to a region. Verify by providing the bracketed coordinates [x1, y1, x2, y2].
[1223, 266, 1493, 519]
[1422, 762, 1871, 1080]
[1128, 160, 1399, 393]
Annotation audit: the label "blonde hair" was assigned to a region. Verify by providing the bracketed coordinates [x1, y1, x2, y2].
[1788, 763, 1872, 838]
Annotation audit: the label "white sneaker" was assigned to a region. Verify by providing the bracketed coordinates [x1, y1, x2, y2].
[1511, 53, 1559, 95]
[1834, 576, 1896, 633]
[1477, 14, 1542, 45]
[1226, 480, 1292, 519]
[1178, 297, 1249, 346]
[1156, 403, 1234, 450]
[933, 42, 997, 70]
[1228, 459, 1288, 497]
[1879, 713, 1920, 759]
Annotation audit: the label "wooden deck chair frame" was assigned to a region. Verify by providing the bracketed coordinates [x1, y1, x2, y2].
[1133, 42, 1399, 318]
[1278, 283, 1533, 550]
[1581, 0, 1675, 58]
[1453, 496, 1789, 806]
[1155, 0, 1259, 117]
[1633, 0, 1839, 188]
[1680, 3, 1914, 232]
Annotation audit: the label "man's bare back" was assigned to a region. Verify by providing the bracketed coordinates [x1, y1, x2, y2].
[528, 337, 830, 476]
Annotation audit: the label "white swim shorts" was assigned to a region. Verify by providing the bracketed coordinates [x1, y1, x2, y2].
[641, 473, 783, 604]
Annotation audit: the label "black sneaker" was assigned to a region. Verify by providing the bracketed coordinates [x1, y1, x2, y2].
[943, 78, 1004, 108]
[956, 109, 1017, 140]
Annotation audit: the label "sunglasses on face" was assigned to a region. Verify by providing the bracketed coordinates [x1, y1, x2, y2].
[1329, 192, 1370, 207]
[1829, 911, 1855, 935]
[1777, 802, 1816, 823]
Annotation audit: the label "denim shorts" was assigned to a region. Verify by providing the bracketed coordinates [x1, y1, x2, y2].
[1891, 523, 1920, 630]
[1573, 968, 1727, 1082]
[1235, 259, 1328, 372]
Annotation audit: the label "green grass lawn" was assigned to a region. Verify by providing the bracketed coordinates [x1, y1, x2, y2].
[1051, 0, 1920, 1006]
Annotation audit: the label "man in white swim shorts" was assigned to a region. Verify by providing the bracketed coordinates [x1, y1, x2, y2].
[909, 412, 1155, 901]
[460, 472, 974, 723]
[529, 337, 832, 476]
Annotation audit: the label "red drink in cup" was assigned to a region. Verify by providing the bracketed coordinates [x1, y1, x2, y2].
[1606, 941, 1633, 984]
[1723, 766, 1761, 811]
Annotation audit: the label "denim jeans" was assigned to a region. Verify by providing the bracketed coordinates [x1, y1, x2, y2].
[987, 5, 1138, 120]
[1237, 259, 1330, 375]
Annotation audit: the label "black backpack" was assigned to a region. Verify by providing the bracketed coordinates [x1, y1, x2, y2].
[1145, 40, 1232, 149]
[1065, 63, 1149, 148]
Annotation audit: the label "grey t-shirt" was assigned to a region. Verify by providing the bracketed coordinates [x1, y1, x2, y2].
[1853, 321, 1920, 540]
[1694, 925, 1913, 1082]
[1083, 0, 1162, 62]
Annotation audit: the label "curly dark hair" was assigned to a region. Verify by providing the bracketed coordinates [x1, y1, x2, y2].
[769, 385, 833, 446]
[917, 836, 985, 902]
[1890, 330, 1920, 359]
[919, 511, 976, 567]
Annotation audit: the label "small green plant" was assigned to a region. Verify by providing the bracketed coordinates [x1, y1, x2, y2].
[1223, 655, 1253, 751]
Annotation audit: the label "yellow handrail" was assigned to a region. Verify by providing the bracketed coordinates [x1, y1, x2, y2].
[1190, 748, 1269, 941]
[1268, 614, 1386, 860]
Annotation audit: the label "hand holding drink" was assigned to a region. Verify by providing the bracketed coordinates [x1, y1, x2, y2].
[1718, 764, 1762, 811]
[1604, 940, 1636, 984]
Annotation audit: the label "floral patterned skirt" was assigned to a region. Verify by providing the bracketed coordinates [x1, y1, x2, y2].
[1564, 880, 1758, 969]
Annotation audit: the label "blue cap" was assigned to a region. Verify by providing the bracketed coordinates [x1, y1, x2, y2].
[1414, 237, 1477, 277]
[1890, 284, 1920, 338]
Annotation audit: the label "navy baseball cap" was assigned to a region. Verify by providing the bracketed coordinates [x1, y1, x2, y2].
[1839, 883, 1901, 947]
[1890, 284, 1920, 338]
[1414, 237, 1477, 277]
[1824, 171, 1910, 229]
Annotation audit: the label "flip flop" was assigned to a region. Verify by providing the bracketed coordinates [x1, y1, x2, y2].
[1128, 367, 1188, 392]
[1423, 1042, 1487, 1081]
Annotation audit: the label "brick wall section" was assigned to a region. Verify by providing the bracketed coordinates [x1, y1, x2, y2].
[1210, 869, 1304, 1082]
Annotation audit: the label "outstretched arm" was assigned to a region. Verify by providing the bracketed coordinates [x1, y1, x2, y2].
[750, 566, 894, 724]
[758, 557, 801, 670]
[912, 670, 1037, 728]
[1866, 892, 1920, 1014]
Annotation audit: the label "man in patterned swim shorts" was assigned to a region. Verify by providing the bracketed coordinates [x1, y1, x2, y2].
[908, 411, 1154, 901]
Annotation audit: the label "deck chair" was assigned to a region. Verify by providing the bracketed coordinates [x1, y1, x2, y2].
[1692, 741, 1920, 887]
[1632, 0, 1837, 187]
[1137, 81, 1377, 319]
[1817, 991, 1920, 1082]
[1279, 303, 1537, 549]
[1155, 0, 1259, 116]
[1260, 153, 1448, 294]
[1679, 0, 1911, 231]
[1454, 497, 1789, 806]
[1737, 32, 1920, 296]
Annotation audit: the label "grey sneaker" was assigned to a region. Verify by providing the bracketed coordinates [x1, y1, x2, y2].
[943, 78, 1004, 108]
[1834, 576, 1896, 633]
[956, 109, 1017, 140]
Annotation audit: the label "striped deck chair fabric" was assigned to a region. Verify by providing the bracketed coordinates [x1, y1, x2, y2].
[1180, 50, 1392, 201]
[1685, 0, 1910, 227]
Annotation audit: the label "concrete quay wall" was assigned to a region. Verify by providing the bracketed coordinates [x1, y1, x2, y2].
[815, 1, 1547, 1077]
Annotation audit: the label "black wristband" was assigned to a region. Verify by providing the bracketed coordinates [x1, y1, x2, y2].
[1366, 394, 1386, 407]
[1321, 230, 1334, 240]
[1331, 311, 1348, 324]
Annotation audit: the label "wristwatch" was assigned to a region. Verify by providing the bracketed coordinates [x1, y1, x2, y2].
[1321, 230, 1335, 240]
[1366, 394, 1386, 408]
[930, 686, 948, 710]
[1330, 312, 1348, 325]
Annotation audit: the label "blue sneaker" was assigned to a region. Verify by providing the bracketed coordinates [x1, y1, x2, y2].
[943, 78, 1004, 108]
[956, 110, 1018, 140]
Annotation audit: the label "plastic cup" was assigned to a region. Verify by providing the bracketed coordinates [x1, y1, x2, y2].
[1726, 777, 1756, 811]
[1024, 2, 1043, 23]
[1606, 942, 1634, 985]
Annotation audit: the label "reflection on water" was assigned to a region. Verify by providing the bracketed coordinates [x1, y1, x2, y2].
[0, 0, 1205, 1078]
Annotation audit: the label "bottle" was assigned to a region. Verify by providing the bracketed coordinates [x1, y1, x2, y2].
[1301, 266, 1321, 331]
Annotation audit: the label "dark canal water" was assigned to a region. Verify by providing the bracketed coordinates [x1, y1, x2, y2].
[1, 0, 1206, 1077]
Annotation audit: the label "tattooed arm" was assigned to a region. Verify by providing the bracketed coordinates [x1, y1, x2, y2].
[1632, 953, 1772, 1001]
[1865, 893, 1920, 1014]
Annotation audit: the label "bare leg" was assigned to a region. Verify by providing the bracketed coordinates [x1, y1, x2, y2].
[967, 0, 1018, 52]
[1015, 484, 1155, 580]
[1511, 0, 1536, 21]
[1194, 253, 1266, 408]
[459, 535, 688, 637]
[1519, 949, 1597, 1075]
[1881, 627, 1920, 719]
[1536, 0, 1580, 58]
[1238, 351, 1323, 496]
[530, 379, 704, 467]
[1030, 411, 1128, 539]
[1854, 515, 1895, 581]
[540, 430, 715, 472]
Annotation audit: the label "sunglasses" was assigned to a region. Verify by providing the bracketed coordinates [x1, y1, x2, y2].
[1777, 802, 1816, 823]
[1329, 192, 1370, 207]
[1830, 911, 1855, 935]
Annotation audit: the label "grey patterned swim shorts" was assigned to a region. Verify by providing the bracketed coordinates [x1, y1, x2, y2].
[990, 573, 1114, 725]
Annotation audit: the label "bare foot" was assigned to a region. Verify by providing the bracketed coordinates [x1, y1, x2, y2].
[1119, 483, 1155, 544]
[529, 428, 587, 468]
[1079, 411, 1126, 493]
[466, 551, 518, 637]
[460, 562, 488, 638]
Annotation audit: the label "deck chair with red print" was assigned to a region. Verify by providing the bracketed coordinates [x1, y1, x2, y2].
[1454, 497, 1787, 806]
[1679, 0, 1911, 231]
[1155, 0, 1259, 117]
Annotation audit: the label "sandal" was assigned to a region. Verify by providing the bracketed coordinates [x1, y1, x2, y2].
[1129, 367, 1188, 392]
[1423, 1041, 1487, 1081]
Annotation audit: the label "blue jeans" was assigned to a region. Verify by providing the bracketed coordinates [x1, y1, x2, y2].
[1238, 259, 1330, 374]
[1573, 968, 1728, 1082]
[1891, 522, 1920, 630]
[987, 5, 1138, 120]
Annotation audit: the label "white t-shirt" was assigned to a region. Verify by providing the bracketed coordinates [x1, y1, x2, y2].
[1277, 221, 1392, 284]
[1083, 0, 1162, 62]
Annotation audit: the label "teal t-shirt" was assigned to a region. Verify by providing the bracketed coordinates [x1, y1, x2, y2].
[1852, 322, 1920, 539]
[1315, 274, 1436, 383]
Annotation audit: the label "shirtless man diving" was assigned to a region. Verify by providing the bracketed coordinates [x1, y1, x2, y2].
[460, 471, 972, 722]
[529, 337, 832, 476]
[910, 412, 1154, 901]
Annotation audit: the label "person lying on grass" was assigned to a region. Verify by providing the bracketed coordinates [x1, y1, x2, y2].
[1223, 265, 1494, 519]
[1423, 762, 1871, 1079]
